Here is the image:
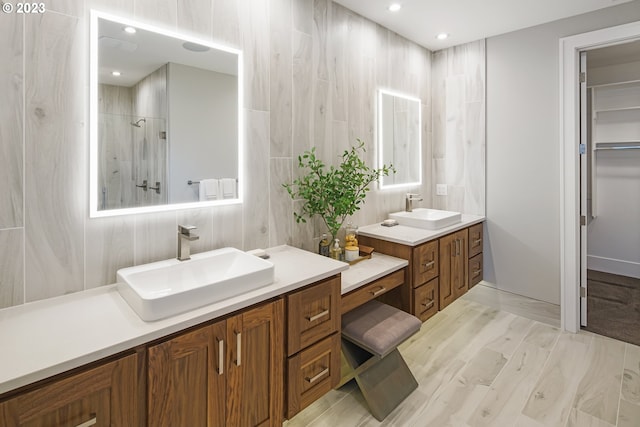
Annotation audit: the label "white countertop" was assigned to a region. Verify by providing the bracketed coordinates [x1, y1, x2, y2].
[0, 245, 348, 395]
[359, 214, 485, 246]
[341, 253, 408, 295]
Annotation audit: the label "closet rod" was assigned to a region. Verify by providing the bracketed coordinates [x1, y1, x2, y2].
[594, 145, 640, 151]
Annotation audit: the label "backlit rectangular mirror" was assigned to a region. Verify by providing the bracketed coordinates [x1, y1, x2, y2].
[89, 10, 243, 217]
[377, 89, 422, 189]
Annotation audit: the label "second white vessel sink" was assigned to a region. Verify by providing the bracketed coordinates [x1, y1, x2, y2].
[117, 247, 274, 321]
[389, 208, 462, 230]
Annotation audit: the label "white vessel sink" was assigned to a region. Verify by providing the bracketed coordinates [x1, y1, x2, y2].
[117, 247, 274, 321]
[389, 208, 462, 230]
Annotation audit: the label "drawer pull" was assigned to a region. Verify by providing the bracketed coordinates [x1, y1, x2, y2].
[473, 238, 482, 245]
[307, 309, 330, 322]
[421, 300, 435, 311]
[235, 331, 241, 366]
[75, 416, 97, 427]
[217, 338, 224, 375]
[370, 286, 387, 297]
[305, 367, 329, 384]
[422, 260, 435, 270]
[473, 269, 482, 276]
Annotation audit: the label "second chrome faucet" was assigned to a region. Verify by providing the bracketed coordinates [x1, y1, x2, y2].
[405, 193, 423, 212]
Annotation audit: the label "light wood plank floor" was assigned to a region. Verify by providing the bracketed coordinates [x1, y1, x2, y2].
[285, 284, 640, 427]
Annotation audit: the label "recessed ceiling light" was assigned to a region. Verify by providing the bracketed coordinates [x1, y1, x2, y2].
[436, 33, 449, 40]
[111, 71, 121, 76]
[182, 41, 210, 52]
[388, 3, 401, 12]
[123, 26, 136, 34]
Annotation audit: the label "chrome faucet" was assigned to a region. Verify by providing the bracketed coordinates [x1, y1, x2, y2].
[405, 193, 423, 212]
[177, 225, 199, 261]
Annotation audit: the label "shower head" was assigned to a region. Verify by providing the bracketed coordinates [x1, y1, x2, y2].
[131, 118, 146, 127]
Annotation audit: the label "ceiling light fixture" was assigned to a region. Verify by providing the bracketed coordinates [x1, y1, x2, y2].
[182, 41, 210, 52]
[388, 3, 401, 12]
[436, 33, 449, 40]
[111, 71, 121, 76]
[123, 26, 136, 34]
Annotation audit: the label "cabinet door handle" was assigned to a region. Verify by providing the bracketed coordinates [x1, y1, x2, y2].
[75, 416, 97, 427]
[305, 367, 329, 384]
[421, 300, 435, 311]
[422, 260, 435, 270]
[235, 331, 241, 366]
[217, 338, 224, 375]
[306, 309, 329, 322]
[456, 239, 461, 256]
[370, 286, 387, 296]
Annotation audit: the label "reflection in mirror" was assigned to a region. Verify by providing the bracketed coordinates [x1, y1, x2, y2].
[89, 11, 242, 217]
[377, 89, 422, 189]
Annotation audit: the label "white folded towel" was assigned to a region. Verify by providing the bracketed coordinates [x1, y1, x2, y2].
[221, 178, 237, 199]
[199, 179, 219, 201]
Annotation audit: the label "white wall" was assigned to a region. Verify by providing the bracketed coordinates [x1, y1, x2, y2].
[167, 63, 238, 203]
[485, 2, 640, 304]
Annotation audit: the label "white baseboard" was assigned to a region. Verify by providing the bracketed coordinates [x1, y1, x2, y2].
[587, 255, 640, 279]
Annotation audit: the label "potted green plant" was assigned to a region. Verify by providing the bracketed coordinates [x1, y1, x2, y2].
[283, 139, 394, 244]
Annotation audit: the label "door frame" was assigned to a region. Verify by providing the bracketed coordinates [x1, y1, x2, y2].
[559, 21, 640, 333]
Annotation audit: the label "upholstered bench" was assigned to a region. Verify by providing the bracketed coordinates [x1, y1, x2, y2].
[340, 300, 421, 421]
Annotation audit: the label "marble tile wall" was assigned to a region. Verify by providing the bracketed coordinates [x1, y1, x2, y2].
[432, 40, 486, 215]
[0, 0, 484, 308]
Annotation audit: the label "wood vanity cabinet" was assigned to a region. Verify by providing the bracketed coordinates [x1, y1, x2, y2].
[357, 235, 439, 322]
[359, 222, 483, 320]
[468, 223, 484, 288]
[285, 275, 341, 419]
[0, 353, 139, 427]
[412, 241, 440, 321]
[147, 298, 284, 427]
[439, 229, 468, 309]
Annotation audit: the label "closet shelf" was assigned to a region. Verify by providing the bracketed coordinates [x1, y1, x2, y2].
[594, 106, 640, 114]
[589, 78, 640, 89]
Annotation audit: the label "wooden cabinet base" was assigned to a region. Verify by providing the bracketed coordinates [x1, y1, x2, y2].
[469, 253, 483, 289]
[414, 278, 439, 322]
[287, 333, 340, 419]
[147, 299, 284, 427]
[0, 354, 139, 427]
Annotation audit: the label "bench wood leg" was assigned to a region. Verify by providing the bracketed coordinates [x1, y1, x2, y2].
[340, 339, 418, 421]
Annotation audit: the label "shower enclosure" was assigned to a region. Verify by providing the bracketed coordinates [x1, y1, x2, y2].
[98, 113, 167, 210]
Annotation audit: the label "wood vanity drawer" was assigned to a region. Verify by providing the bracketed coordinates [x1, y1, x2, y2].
[469, 253, 483, 288]
[413, 278, 439, 322]
[468, 223, 483, 258]
[286, 333, 340, 418]
[287, 275, 340, 356]
[341, 269, 405, 314]
[413, 240, 439, 287]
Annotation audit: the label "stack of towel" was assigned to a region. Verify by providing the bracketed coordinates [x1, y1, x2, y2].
[198, 178, 237, 201]
[221, 178, 237, 199]
[199, 179, 219, 201]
